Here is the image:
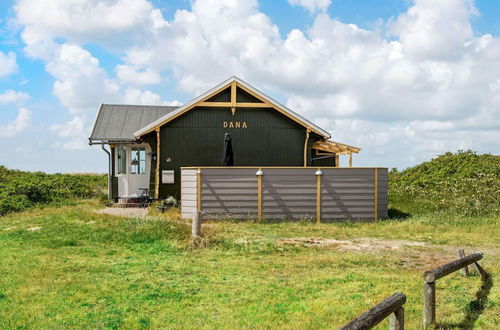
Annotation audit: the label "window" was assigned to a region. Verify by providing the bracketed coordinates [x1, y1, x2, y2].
[131, 147, 146, 174]
[117, 146, 127, 174]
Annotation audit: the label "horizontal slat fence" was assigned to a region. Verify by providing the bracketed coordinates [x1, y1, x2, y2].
[181, 167, 388, 221]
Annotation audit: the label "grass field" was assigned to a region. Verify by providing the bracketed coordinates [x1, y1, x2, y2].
[0, 200, 498, 329]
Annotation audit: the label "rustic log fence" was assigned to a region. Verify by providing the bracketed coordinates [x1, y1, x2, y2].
[423, 251, 485, 329]
[340, 292, 406, 330]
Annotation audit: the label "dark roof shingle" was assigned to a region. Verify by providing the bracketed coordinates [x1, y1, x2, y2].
[89, 104, 178, 142]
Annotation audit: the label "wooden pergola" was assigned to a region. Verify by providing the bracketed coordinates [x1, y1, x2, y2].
[312, 140, 361, 167]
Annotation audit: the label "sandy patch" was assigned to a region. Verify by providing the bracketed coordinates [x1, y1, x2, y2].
[27, 227, 41, 232]
[96, 207, 149, 218]
[277, 237, 427, 252]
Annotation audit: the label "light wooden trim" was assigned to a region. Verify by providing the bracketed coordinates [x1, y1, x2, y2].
[155, 128, 160, 199]
[374, 168, 378, 221]
[198, 102, 231, 107]
[236, 82, 324, 134]
[197, 101, 272, 108]
[137, 79, 328, 138]
[349, 152, 353, 167]
[316, 170, 321, 224]
[257, 168, 262, 222]
[196, 168, 201, 211]
[231, 81, 236, 107]
[335, 154, 340, 168]
[303, 129, 310, 167]
[236, 102, 272, 108]
[139, 85, 231, 136]
[312, 140, 361, 155]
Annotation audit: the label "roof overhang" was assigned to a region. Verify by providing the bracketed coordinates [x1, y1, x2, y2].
[133, 76, 331, 139]
[312, 140, 361, 154]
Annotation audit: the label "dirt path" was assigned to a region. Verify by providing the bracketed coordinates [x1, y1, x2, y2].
[95, 207, 149, 218]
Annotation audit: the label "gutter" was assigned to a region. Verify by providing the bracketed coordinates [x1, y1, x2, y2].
[101, 144, 112, 199]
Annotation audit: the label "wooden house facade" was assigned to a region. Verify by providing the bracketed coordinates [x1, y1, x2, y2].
[89, 77, 360, 200]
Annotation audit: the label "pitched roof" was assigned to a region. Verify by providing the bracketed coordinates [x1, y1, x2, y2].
[134, 76, 331, 139]
[89, 104, 178, 143]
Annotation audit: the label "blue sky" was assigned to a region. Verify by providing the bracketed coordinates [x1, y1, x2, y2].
[0, 0, 499, 173]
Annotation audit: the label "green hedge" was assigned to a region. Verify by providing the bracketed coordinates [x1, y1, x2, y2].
[389, 150, 500, 216]
[0, 166, 107, 215]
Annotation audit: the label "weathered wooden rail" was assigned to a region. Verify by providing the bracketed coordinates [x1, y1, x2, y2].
[340, 292, 406, 330]
[423, 251, 485, 328]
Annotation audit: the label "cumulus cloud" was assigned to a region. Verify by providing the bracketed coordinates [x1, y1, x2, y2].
[0, 51, 18, 77]
[0, 108, 33, 137]
[13, 0, 500, 166]
[0, 90, 30, 105]
[45, 43, 120, 114]
[116, 65, 162, 85]
[14, 0, 165, 57]
[288, 0, 331, 13]
[49, 116, 88, 150]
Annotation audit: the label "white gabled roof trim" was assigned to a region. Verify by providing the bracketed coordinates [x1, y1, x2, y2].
[133, 76, 331, 139]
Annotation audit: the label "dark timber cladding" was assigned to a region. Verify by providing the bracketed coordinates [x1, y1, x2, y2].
[152, 101, 320, 198]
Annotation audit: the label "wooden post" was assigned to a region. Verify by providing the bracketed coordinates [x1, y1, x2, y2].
[457, 249, 470, 276]
[340, 292, 406, 330]
[192, 210, 201, 238]
[423, 281, 436, 329]
[230, 81, 236, 115]
[424, 252, 483, 282]
[257, 168, 263, 222]
[349, 151, 353, 167]
[155, 128, 160, 199]
[374, 168, 379, 221]
[315, 169, 322, 223]
[390, 307, 404, 330]
[303, 129, 310, 167]
[335, 154, 340, 167]
[196, 168, 201, 211]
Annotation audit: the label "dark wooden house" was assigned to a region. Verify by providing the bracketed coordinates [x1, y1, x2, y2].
[89, 77, 360, 200]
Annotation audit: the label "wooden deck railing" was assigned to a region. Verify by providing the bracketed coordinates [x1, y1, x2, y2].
[339, 292, 406, 330]
[423, 251, 485, 328]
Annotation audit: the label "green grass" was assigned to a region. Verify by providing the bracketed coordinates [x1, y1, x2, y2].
[0, 201, 498, 329]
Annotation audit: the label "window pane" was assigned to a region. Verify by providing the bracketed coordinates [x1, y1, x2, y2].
[140, 160, 146, 174]
[130, 147, 145, 174]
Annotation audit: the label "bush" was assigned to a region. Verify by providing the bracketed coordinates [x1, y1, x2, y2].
[389, 150, 500, 216]
[0, 166, 107, 216]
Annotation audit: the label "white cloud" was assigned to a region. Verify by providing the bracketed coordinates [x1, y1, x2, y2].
[13, 0, 500, 167]
[0, 51, 17, 77]
[14, 0, 164, 57]
[45, 43, 120, 115]
[0, 90, 30, 105]
[116, 65, 162, 85]
[123, 87, 165, 105]
[49, 116, 88, 150]
[0, 108, 33, 137]
[389, 0, 477, 60]
[288, 0, 331, 13]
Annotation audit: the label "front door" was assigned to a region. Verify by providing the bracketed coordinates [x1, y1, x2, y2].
[115, 144, 151, 197]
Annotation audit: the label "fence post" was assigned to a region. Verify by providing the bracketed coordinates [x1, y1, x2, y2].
[315, 168, 322, 224]
[423, 281, 435, 329]
[456, 249, 469, 276]
[256, 168, 263, 222]
[389, 307, 404, 330]
[192, 210, 201, 238]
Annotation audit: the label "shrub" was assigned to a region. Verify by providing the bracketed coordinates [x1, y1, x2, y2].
[389, 150, 500, 216]
[0, 166, 107, 216]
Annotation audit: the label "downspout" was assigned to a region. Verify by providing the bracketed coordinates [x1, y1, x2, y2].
[101, 144, 112, 199]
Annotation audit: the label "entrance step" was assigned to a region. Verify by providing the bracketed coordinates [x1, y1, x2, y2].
[114, 197, 147, 208]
